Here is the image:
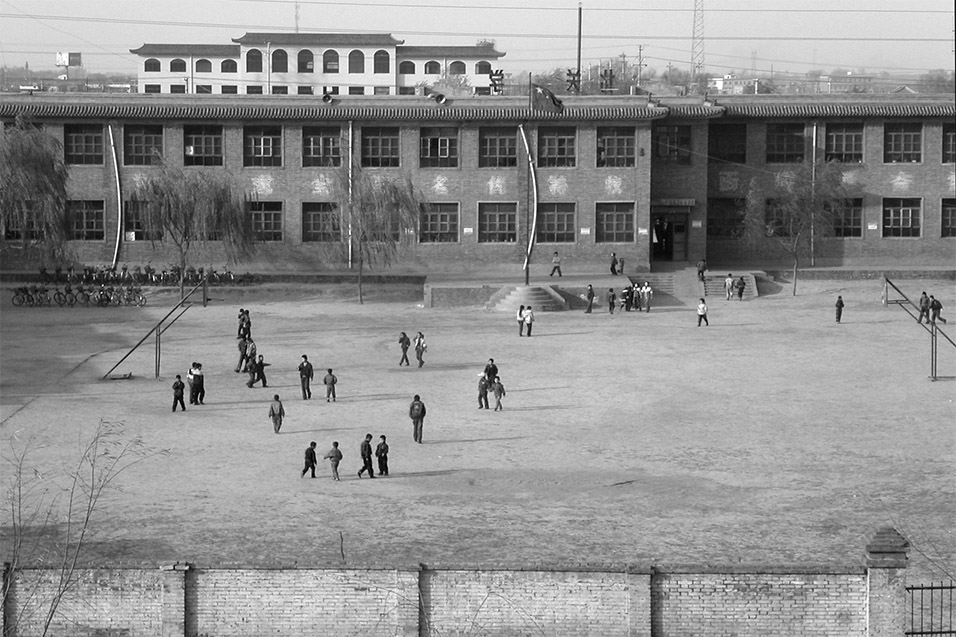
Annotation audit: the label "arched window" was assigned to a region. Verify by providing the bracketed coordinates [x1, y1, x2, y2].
[144, 58, 161, 72]
[348, 50, 365, 74]
[424, 61, 440, 75]
[221, 59, 238, 73]
[170, 58, 187, 73]
[246, 49, 263, 73]
[475, 61, 492, 75]
[195, 59, 212, 73]
[323, 50, 339, 73]
[272, 49, 288, 73]
[398, 61, 415, 75]
[449, 61, 466, 75]
[298, 50, 314, 73]
[373, 50, 390, 74]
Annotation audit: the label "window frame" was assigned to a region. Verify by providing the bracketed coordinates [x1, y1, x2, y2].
[302, 126, 342, 167]
[398, 61, 415, 75]
[419, 203, 460, 243]
[536, 203, 576, 243]
[302, 202, 341, 242]
[170, 58, 186, 73]
[419, 127, 459, 168]
[144, 58, 160, 72]
[373, 50, 390, 74]
[272, 49, 288, 73]
[298, 49, 314, 73]
[183, 124, 224, 167]
[122, 201, 163, 241]
[123, 124, 163, 166]
[348, 50, 365, 74]
[477, 202, 517, 243]
[824, 123, 864, 163]
[3, 203, 41, 242]
[323, 50, 339, 73]
[64, 123, 104, 165]
[243, 126, 283, 167]
[221, 59, 238, 73]
[68, 200, 105, 241]
[708, 123, 747, 164]
[595, 202, 635, 243]
[596, 126, 635, 168]
[479, 127, 518, 168]
[943, 123, 956, 164]
[942, 199, 956, 238]
[765, 123, 805, 164]
[195, 59, 212, 73]
[361, 127, 401, 168]
[653, 124, 692, 165]
[249, 201, 284, 242]
[883, 123, 922, 163]
[537, 126, 576, 168]
[831, 198, 863, 238]
[881, 197, 922, 238]
[246, 49, 263, 73]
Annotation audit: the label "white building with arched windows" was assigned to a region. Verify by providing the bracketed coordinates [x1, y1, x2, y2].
[131, 33, 505, 96]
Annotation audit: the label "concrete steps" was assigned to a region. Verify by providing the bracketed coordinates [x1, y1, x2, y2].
[702, 273, 759, 300]
[489, 285, 569, 312]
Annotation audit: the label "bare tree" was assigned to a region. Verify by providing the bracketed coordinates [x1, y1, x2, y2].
[333, 160, 424, 304]
[2, 420, 165, 636]
[742, 161, 848, 296]
[129, 162, 254, 296]
[0, 115, 70, 262]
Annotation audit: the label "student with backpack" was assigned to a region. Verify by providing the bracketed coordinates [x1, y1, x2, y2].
[409, 394, 427, 443]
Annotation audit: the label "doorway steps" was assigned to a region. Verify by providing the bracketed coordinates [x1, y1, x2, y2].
[488, 285, 569, 312]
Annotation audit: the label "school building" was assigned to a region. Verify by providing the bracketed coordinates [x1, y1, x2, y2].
[0, 91, 953, 273]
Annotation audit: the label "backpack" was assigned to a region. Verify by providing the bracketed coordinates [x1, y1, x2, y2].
[410, 401, 424, 418]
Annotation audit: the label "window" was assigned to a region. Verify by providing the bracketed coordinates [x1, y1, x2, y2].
[170, 59, 186, 73]
[398, 87, 416, 95]
[419, 203, 459, 242]
[654, 125, 692, 165]
[170, 84, 186, 94]
[943, 123, 955, 164]
[302, 202, 341, 242]
[143, 84, 161, 94]
[942, 199, 956, 237]
[348, 50, 365, 74]
[183, 125, 223, 166]
[882, 198, 921, 237]
[64, 124, 103, 164]
[302, 126, 341, 167]
[144, 58, 160, 72]
[477, 202, 517, 243]
[474, 87, 491, 96]
[373, 86, 389, 95]
[195, 59, 211, 73]
[831, 198, 863, 238]
[323, 50, 339, 73]
[298, 50, 314, 73]
[123, 201, 162, 241]
[398, 61, 415, 75]
[247, 86, 263, 95]
[424, 61, 440, 74]
[475, 61, 492, 75]
[297, 86, 314, 95]
[538, 126, 576, 168]
[825, 123, 863, 163]
[123, 124, 163, 166]
[597, 127, 635, 168]
[479, 127, 517, 168]
[373, 50, 390, 73]
[764, 199, 792, 236]
[766, 123, 805, 163]
[271, 85, 288, 95]
[349, 86, 365, 95]
[449, 61, 466, 75]
[3, 204, 41, 241]
[243, 126, 282, 167]
[361, 127, 400, 167]
[68, 200, 105, 240]
[221, 86, 238, 94]
[221, 59, 238, 73]
[325, 86, 339, 95]
[595, 203, 634, 242]
[884, 123, 921, 163]
[536, 203, 575, 243]
[249, 201, 283, 241]
[709, 123, 747, 164]
[246, 49, 263, 73]
[707, 198, 745, 238]
[420, 127, 458, 168]
[196, 85, 212, 94]
[271, 49, 288, 73]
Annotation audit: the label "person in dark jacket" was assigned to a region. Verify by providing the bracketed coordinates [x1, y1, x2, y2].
[835, 296, 845, 323]
[357, 434, 375, 478]
[409, 395, 427, 443]
[172, 375, 186, 412]
[917, 292, 931, 324]
[298, 354, 313, 399]
[398, 332, 411, 366]
[375, 435, 389, 476]
[585, 285, 594, 313]
[301, 441, 317, 478]
[929, 296, 947, 324]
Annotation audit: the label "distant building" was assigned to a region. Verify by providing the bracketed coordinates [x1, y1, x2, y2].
[129, 32, 506, 96]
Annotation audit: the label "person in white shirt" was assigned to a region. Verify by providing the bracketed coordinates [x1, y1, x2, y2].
[697, 298, 709, 327]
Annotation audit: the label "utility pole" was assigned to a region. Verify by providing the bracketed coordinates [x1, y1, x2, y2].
[636, 45, 646, 87]
[690, 0, 705, 92]
[295, 2, 300, 32]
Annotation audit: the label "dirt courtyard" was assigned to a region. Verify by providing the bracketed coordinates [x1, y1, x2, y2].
[1, 277, 954, 584]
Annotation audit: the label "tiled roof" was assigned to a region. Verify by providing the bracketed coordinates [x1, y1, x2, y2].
[129, 44, 240, 57]
[232, 32, 403, 46]
[723, 103, 956, 118]
[397, 45, 506, 59]
[658, 105, 725, 119]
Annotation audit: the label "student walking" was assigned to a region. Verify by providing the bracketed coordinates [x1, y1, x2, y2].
[375, 435, 389, 476]
[724, 274, 735, 300]
[268, 394, 285, 434]
[235, 337, 249, 373]
[930, 296, 947, 324]
[298, 355, 314, 399]
[523, 306, 535, 336]
[609, 253, 618, 275]
[492, 376, 506, 411]
[247, 354, 269, 388]
[735, 276, 746, 301]
[398, 332, 411, 366]
[835, 296, 845, 323]
[640, 282, 653, 312]
[549, 251, 563, 277]
[607, 288, 616, 314]
[917, 292, 931, 323]
[483, 358, 499, 382]
[193, 363, 205, 405]
[323, 442, 343, 481]
[172, 375, 186, 412]
[585, 285, 594, 313]
[323, 368, 338, 402]
[477, 374, 490, 409]
[697, 298, 709, 326]
[696, 259, 707, 282]
[301, 441, 317, 478]
[517, 305, 526, 336]
[414, 332, 427, 367]
[409, 394, 427, 443]
[357, 433, 376, 478]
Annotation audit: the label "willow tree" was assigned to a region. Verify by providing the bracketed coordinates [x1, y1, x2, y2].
[0, 116, 70, 261]
[130, 163, 253, 296]
[335, 161, 424, 304]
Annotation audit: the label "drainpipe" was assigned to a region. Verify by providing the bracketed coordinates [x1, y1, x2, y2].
[348, 120, 354, 268]
[518, 124, 539, 286]
[107, 122, 123, 268]
[810, 121, 818, 267]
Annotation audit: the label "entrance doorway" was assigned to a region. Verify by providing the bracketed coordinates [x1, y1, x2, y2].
[651, 210, 688, 262]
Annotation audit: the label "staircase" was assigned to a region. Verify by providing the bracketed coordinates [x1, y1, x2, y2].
[489, 286, 568, 312]
[701, 273, 758, 300]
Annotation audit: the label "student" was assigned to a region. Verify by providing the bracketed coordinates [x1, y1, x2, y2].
[375, 435, 389, 476]
[697, 298, 709, 326]
[268, 394, 285, 434]
[414, 332, 427, 367]
[930, 295, 947, 324]
[585, 285, 594, 313]
[172, 375, 186, 412]
[301, 441, 317, 478]
[724, 274, 735, 300]
[323, 368, 338, 402]
[640, 282, 653, 313]
[398, 332, 411, 366]
[549, 251, 563, 277]
[409, 394, 427, 443]
[484, 358, 499, 382]
[323, 442, 343, 481]
[247, 354, 269, 388]
[193, 363, 205, 405]
[609, 253, 618, 275]
[492, 376, 506, 411]
[607, 288, 617, 314]
[477, 374, 490, 409]
[735, 276, 746, 301]
[835, 296, 845, 323]
[517, 305, 526, 336]
[696, 259, 707, 282]
[357, 433, 375, 479]
[917, 292, 931, 323]
[298, 354, 314, 399]
[523, 306, 535, 336]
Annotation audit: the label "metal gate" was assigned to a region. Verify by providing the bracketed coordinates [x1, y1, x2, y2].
[907, 581, 955, 635]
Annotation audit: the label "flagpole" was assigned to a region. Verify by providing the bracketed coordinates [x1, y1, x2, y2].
[528, 72, 533, 110]
[576, 2, 582, 95]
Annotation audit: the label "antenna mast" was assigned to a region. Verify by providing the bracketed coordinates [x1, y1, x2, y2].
[295, 2, 300, 32]
[690, 0, 705, 92]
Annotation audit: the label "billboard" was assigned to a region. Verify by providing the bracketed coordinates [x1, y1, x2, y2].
[55, 52, 82, 67]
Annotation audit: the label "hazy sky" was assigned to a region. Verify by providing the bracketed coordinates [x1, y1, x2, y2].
[0, 0, 952, 79]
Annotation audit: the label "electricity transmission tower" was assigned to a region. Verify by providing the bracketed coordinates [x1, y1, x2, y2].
[690, 0, 705, 93]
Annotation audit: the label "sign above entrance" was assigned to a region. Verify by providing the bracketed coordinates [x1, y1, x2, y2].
[652, 198, 696, 207]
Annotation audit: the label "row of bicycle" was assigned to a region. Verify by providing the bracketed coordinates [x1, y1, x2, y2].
[11, 283, 147, 307]
[39, 264, 242, 287]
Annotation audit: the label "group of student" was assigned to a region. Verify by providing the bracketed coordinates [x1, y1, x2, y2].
[515, 306, 537, 336]
[398, 331, 427, 367]
[591, 282, 654, 314]
[477, 358, 507, 411]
